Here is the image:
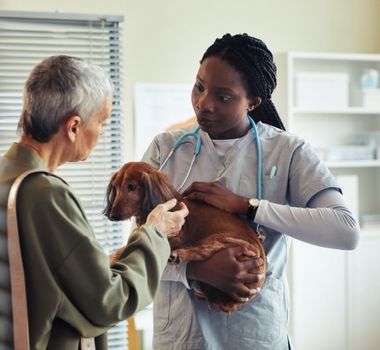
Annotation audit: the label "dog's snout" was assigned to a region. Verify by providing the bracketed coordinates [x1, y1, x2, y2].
[103, 205, 121, 221]
[108, 213, 122, 221]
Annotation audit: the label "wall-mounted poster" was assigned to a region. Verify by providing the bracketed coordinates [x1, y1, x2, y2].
[134, 82, 194, 160]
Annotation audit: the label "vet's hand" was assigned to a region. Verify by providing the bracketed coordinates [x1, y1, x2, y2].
[147, 199, 189, 235]
[187, 247, 265, 302]
[183, 181, 247, 214]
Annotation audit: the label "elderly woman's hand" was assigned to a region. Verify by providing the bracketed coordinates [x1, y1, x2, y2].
[146, 198, 189, 235]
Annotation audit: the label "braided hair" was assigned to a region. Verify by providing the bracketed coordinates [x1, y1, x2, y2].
[201, 33, 286, 130]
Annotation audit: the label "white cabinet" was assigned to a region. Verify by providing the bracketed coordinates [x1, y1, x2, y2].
[289, 231, 380, 350]
[285, 52, 380, 350]
[286, 51, 380, 223]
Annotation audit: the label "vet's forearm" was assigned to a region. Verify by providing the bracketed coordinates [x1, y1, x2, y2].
[256, 189, 360, 250]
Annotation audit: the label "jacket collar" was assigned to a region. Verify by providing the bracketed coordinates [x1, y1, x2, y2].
[4, 143, 47, 170]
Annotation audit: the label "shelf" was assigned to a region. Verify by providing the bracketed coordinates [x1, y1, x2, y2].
[289, 51, 380, 62]
[287, 52, 380, 350]
[359, 227, 380, 236]
[325, 159, 380, 168]
[292, 107, 380, 115]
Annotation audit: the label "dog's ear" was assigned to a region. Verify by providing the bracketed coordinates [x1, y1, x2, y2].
[142, 170, 176, 212]
[103, 171, 118, 217]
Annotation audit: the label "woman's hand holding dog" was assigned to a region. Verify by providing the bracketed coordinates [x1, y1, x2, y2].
[147, 198, 189, 235]
[187, 247, 265, 302]
[183, 181, 248, 215]
[109, 199, 188, 265]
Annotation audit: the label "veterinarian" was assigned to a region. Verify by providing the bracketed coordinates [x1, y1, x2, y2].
[0, 56, 189, 349]
[142, 33, 360, 349]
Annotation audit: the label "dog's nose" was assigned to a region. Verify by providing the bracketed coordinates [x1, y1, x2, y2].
[108, 213, 121, 221]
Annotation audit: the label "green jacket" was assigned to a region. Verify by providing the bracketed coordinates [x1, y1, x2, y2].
[0, 143, 170, 349]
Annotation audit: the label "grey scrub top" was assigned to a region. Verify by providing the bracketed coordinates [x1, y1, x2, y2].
[142, 122, 338, 350]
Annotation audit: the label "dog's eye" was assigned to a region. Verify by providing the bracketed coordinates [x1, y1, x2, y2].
[127, 184, 137, 192]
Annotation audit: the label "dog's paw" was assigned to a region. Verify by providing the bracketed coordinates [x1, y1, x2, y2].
[168, 252, 182, 264]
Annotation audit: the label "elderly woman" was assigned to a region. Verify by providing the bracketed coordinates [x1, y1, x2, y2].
[0, 56, 188, 350]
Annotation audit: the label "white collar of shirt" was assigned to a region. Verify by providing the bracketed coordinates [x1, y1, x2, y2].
[211, 138, 239, 157]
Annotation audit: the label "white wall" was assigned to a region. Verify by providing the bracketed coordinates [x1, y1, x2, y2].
[1, 0, 379, 159]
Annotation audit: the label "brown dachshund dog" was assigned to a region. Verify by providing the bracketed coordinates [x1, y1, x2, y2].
[104, 161, 266, 312]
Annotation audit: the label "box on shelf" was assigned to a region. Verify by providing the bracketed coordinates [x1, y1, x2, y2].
[296, 72, 349, 110]
[325, 145, 375, 161]
[362, 89, 380, 110]
[353, 131, 380, 159]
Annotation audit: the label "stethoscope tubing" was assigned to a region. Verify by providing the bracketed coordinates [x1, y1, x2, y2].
[248, 117, 262, 200]
[159, 116, 262, 198]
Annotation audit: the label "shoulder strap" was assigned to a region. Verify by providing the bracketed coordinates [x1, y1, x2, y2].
[7, 169, 95, 350]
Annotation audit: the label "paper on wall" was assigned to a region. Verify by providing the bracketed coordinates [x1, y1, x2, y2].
[134, 82, 194, 160]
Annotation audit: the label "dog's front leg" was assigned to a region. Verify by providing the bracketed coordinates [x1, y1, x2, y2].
[168, 233, 184, 250]
[169, 236, 259, 264]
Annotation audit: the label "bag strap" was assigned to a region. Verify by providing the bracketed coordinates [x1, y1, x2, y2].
[7, 169, 95, 350]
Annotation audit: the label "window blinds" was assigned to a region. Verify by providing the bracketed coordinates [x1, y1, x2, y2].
[0, 11, 127, 349]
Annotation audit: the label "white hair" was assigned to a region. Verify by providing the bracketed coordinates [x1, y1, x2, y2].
[19, 55, 113, 142]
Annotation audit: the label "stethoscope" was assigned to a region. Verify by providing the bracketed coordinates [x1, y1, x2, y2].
[159, 115, 262, 196]
[159, 115, 266, 238]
